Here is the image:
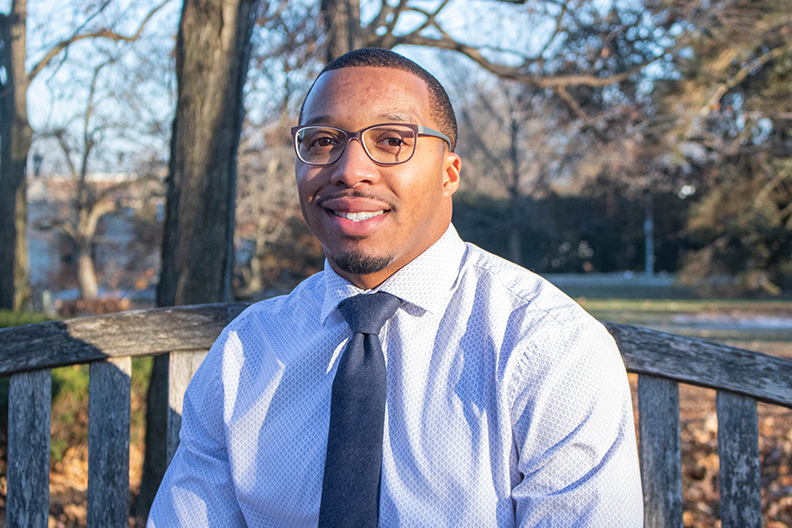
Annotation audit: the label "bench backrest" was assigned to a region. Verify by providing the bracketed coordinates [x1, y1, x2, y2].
[1, 304, 789, 527]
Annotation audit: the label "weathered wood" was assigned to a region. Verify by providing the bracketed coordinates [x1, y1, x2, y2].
[87, 358, 132, 527]
[0, 304, 787, 527]
[638, 374, 682, 528]
[605, 322, 792, 408]
[717, 390, 762, 528]
[0, 303, 247, 376]
[2, 312, 790, 410]
[6, 369, 51, 528]
[167, 350, 208, 464]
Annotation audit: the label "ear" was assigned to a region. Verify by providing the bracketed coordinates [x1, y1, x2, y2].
[442, 151, 461, 197]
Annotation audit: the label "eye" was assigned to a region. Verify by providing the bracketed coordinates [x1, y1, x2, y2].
[308, 134, 339, 149]
[382, 137, 404, 147]
[370, 128, 413, 151]
[299, 127, 344, 150]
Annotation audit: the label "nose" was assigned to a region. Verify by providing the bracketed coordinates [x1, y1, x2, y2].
[329, 138, 379, 187]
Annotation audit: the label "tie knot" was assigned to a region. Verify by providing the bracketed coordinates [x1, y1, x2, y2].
[337, 292, 401, 335]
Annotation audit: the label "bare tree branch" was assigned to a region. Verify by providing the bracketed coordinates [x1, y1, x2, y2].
[96, 172, 161, 202]
[700, 41, 792, 116]
[537, 3, 567, 58]
[82, 198, 117, 239]
[459, 106, 509, 182]
[27, 0, 171, 83]
[52, 129, 79, 179]
[32, 217, 78, 240]
[368, 0, 394, 36]
[399, 0, 453, 42]
[554, 85, 588, 120]
[399, 33, 660, 88]
[382, 0, 410, 46]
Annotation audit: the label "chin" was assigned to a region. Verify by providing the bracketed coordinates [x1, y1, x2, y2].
[333, 251, 393, 276]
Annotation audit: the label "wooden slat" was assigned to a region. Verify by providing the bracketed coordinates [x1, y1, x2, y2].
[87, 357, 132, 528]
[3, 305, 789, 409]
[6, 369, 51, 528]
[638, 374, 682, 528]
[605, 322, 792, 408]
[167, 350, 208, 464]
[0, 303, 248, 376]
[716, 390, 762, 528]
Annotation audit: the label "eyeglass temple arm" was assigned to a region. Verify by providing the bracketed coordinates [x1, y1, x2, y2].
[417, 125, 451, 148]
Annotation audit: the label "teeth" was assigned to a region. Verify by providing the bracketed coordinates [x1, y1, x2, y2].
[335, 210, 385, 222]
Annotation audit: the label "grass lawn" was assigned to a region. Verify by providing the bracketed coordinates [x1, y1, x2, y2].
[575, 298, 792, 342]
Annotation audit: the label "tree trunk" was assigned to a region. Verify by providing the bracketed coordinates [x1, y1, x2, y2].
[0, 1, 32, 311]
[77, 242, 99, 300]
[320, 0, 362, 63]
[137, 0, 261, 518]
[156, 0, 259, 308]
[508, 116, 522, 266]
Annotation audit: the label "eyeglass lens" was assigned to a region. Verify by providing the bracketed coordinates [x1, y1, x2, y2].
[295, 125, 417, 165]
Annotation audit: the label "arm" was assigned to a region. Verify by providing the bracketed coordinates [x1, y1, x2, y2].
[509, 316, 643, 527]
[147, 329, 247, 528]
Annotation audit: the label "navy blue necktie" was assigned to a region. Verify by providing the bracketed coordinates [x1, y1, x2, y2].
[318, 292, 402, 528]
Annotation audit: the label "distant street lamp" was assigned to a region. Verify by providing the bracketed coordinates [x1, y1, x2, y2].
[32, 152, 43, 177]
[644, 174, 655, 278]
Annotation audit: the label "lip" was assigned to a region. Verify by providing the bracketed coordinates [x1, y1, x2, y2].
[319, 196, 392, 214]
[323, 207, 389, 237]
[316, 196, 392, 237]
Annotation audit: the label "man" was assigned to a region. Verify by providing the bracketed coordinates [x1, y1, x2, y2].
[149, 48, 643, 527]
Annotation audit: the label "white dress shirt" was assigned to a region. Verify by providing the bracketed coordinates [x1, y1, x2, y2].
[148, 225, 643, 527]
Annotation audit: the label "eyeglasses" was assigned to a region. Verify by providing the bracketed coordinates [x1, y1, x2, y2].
[291, 123, 451, 166]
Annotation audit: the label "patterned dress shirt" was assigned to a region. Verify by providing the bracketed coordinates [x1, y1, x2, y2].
[148, 225, 643, 527]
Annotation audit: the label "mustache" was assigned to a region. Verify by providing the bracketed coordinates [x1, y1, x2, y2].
[316, 190, 398, 211]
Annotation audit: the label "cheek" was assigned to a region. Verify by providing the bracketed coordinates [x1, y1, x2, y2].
[296, 170, 320, 204]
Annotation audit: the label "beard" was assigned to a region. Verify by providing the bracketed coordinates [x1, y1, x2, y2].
[333, 251, 393, 276]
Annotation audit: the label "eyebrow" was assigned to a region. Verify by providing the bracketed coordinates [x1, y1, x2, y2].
[302, 113, 417, 127]
[378, 113, 414, 123]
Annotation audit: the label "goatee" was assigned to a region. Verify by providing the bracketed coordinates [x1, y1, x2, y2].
[333, 251, 393, 275]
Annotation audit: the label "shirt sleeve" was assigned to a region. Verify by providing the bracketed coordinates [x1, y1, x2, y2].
[508, 314, 643, 527]
[147, 328, 247, 528]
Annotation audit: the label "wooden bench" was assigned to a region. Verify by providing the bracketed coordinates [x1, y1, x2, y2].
[1, 303, 789, 527]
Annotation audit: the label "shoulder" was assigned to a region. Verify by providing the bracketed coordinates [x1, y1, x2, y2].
[225, 270, 326, 331]
[460, 242, 600, 330]
[185, 271, 327, 396]
[458, 243, 619, 390]
[196, 271, 326, 371]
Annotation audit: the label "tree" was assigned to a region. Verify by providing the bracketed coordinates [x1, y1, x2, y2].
[33, 55, 166, 300]
[0, 1, 33, 311]
[446, 64, 589, 265]
[233, 0, 324, 297]
[649, 0, 792, 293]
[0, 0, 171, 311]
[138, 0, 263, 516]
[319, 0, 682, 85]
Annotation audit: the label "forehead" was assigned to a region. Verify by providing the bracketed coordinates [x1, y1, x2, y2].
[302, 66, 434, 127]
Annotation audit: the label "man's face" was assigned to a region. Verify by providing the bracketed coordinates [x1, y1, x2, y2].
[296, 66, 461, 289]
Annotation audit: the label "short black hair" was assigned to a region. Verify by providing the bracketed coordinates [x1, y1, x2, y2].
[299, 48, 457, 152]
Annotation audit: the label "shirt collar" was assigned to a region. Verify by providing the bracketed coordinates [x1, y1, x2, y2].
[319, 224, 467, 324]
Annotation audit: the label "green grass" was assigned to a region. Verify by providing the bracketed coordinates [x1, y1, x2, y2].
[576, 298, 792, 342]
[0, 310, 53, 329]
[576, 298, 792, 313]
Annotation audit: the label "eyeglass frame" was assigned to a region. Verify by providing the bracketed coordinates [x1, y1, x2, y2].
[290, 122, 452, 166]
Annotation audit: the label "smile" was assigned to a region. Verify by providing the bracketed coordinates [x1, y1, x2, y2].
[331, 210, 385, 222]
